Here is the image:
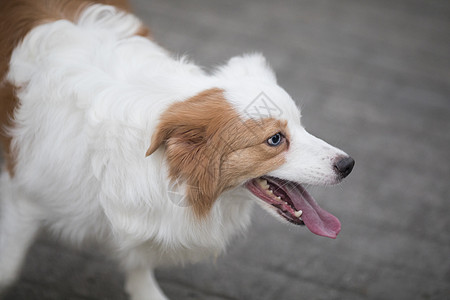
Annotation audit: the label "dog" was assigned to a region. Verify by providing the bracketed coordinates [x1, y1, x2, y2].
[0, 1, 354, 299]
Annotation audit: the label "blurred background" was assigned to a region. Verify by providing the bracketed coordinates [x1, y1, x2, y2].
[4, 0, 449, 299]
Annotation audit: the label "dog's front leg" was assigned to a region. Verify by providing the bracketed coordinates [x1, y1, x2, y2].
[0, 173, 41, 294]
[125, 268, 168, 300]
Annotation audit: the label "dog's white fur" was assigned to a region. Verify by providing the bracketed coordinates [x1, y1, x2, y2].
[0, 4, 349, 300]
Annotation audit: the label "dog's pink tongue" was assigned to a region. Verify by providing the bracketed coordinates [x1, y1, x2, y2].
[286, 183, 341, 239]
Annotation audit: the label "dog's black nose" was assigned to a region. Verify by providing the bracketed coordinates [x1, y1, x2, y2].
[334, 156, 355, 178]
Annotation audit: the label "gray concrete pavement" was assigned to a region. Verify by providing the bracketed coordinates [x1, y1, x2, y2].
[3, 0, 450, 299]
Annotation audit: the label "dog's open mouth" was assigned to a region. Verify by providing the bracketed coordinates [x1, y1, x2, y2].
[245, 176, 341, 239]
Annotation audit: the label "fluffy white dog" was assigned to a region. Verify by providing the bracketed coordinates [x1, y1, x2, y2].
[0, 1, 354, 299]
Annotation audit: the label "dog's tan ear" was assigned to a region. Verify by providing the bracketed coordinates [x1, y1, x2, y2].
[146, 88, 237, 217]
[146, 88, 230, 157]
[145, 121, 172, 157]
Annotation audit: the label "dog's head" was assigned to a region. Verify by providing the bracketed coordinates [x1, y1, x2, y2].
[146, 54, 354, 239]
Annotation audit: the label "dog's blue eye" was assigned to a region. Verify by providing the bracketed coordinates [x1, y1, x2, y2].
[267, 133, 282, 146]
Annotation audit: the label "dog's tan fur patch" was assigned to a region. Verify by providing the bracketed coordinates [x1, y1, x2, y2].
[147, 88, 289, 217]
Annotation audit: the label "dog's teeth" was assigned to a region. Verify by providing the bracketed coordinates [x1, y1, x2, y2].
[258, 178, 269, 189]
[294, 210, 303, 218]
[275, 196, 282, 202]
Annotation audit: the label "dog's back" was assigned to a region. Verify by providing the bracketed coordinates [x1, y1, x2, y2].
[0, 0, 139, 174]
